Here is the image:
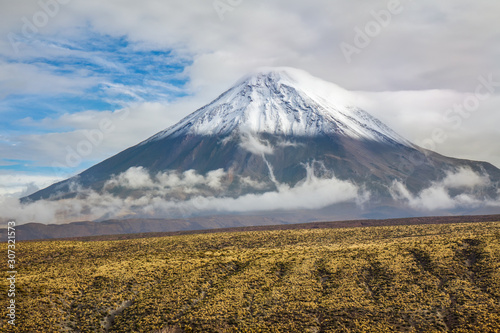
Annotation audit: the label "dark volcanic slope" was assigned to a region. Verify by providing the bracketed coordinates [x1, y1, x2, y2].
[25, 132, 500, 202]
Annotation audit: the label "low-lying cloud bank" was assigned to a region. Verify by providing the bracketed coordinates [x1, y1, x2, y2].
[104, 166, 228, 196]
[2, 166, 498, 225]
[0, 164, 367, 224]
[390, 167, 500, 211]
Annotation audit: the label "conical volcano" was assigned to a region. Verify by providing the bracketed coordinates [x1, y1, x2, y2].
[24, 68, 500, 218]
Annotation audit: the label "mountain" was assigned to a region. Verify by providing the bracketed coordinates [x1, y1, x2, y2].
[23, 68, 500, 220]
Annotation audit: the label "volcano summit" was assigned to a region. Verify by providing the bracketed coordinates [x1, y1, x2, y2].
[24, 68, 500, 220]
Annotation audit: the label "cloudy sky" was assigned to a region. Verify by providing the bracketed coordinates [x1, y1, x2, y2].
[1, 0, 499, 198]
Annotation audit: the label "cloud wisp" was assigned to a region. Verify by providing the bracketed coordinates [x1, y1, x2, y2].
[389, 167, 499, 211]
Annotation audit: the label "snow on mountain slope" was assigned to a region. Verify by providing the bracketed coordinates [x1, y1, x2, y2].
[143, 67, 412, 146]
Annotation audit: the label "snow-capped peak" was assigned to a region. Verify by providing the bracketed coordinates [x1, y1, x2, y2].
[144, 67, 411, 145]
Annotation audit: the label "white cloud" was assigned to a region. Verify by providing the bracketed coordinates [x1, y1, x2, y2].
[0, 173, 64, 197]
[188, 175, 360, 213]
[357, 91, 500, 168]
[240, 176, 268, 190]
[0, 102, 192, 173]
[239, 132, 274, 155]
[105, 167, 228, 197]
[0, 60, 99, 98]
[441, 167, 490, 189]
[390, 168, 498, 211]
[108, 166, 154, 189]
[4, 0, 500, 91]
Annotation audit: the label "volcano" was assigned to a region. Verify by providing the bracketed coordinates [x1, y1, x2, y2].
[24, 68, 500, 218]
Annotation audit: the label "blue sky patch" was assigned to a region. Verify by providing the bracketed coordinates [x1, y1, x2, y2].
[0, 30, 192, 176]
[2, 31, 191, 115]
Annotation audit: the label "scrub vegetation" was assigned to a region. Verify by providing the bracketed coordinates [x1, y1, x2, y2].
[2, 221, 500, 332]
